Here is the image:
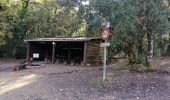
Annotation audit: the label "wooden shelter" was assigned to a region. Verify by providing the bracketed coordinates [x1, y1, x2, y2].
[25, 37, 101, 65]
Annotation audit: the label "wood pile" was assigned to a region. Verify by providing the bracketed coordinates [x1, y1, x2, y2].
[12, 60, 28, 71]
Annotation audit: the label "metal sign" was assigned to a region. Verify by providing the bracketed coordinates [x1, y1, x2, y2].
[101, 28, 111, 40]
[33, 53, 39, 58]
[100, 42, 110, 47]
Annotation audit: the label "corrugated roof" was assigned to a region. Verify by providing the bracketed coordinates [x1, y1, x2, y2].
[25, 37, 100, 42]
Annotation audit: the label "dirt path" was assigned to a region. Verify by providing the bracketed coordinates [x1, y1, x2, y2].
[0, 60, 170, 100]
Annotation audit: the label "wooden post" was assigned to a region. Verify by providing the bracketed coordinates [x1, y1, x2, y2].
[67, 44, 71, 64]
[45, 48, 48, 59]
[26, 42, 30, 62]
[103, 40, 107, 81]
[83, 42, 87, 64]
[52, 42, 56, 64]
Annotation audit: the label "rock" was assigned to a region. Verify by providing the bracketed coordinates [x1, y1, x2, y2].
[53, 88, 56, 91]
[42, 64, 45, 67]
[59, 89, 64, 92]
[136, 97, 139, 99]
[87, 63, 90, 66]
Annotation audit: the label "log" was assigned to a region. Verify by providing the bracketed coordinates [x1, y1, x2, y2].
[12, 63, 27, 71]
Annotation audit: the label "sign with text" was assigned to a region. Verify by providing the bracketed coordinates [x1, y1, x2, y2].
[33, 53, 39, 58]
[100, 42, 110, 47]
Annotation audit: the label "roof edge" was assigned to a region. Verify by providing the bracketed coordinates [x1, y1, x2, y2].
[24, 37, 101, 42]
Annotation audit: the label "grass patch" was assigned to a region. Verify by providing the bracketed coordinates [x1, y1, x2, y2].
[128, 64, 154, 72]
[88, 78, 108, 91]
[144, 67, 155, 72]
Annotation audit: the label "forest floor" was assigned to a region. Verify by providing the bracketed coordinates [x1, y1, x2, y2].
[0, 57, 170, 100]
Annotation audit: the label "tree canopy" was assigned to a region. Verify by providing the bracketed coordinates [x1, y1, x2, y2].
[0, 0, 170, 67]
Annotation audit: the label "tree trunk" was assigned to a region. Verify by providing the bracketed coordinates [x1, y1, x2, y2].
[13, 46, 16, 58]
[127, 43, 136, 64]
[138, 35, 144, 56]
[147, 32, 153, 59]
[169, 33, 170, 44]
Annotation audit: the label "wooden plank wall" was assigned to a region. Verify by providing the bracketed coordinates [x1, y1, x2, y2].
[85, 40, 100, 64]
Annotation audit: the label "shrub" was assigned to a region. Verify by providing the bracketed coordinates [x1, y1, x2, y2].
[15, 46, 26, 59]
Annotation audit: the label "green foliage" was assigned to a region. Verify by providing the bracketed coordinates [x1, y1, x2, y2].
[88, 78, 106, 91]
[25, 0, 81, 38]
[0, 0, 83, 58]
[78, 0, 170, 67]
[15, 45, 26, 59]
[0, 0, 169, 64]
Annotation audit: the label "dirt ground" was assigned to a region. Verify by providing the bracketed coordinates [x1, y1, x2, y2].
[0, 58, 170, 100]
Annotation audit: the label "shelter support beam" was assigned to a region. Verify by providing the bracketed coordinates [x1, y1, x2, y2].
[26, 42, 30, 62]
[67, 44, 71, 64]
[83, 42, 87, 64]
[52, 42, 56, 64]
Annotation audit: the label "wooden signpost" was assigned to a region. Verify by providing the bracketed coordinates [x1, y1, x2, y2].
[100, 42, 110, 47]
[101, 19, 111, 81]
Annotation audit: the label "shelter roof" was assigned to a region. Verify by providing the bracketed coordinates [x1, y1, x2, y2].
[25, 37, 100, 42]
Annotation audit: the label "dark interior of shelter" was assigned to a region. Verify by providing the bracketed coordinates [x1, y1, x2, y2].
[29, 42, 84, 64]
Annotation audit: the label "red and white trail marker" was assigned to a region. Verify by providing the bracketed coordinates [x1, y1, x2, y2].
[101, 28, 111, 40]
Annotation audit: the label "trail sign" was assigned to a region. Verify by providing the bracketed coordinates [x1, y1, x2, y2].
[101, 28, 111, 40]
[101, 18, 112, 81]
[100, 42, 110, 47]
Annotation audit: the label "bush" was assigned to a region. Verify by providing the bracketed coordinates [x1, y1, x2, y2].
[15, 46, 26, 59]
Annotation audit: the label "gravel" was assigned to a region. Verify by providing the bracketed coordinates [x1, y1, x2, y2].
[0, 60, 170, 100]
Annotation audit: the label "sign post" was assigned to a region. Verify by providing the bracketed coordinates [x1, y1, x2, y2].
[103, 40, 107, 81]
[101, 28, 111, 81]
[101, 18, 111, 81]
